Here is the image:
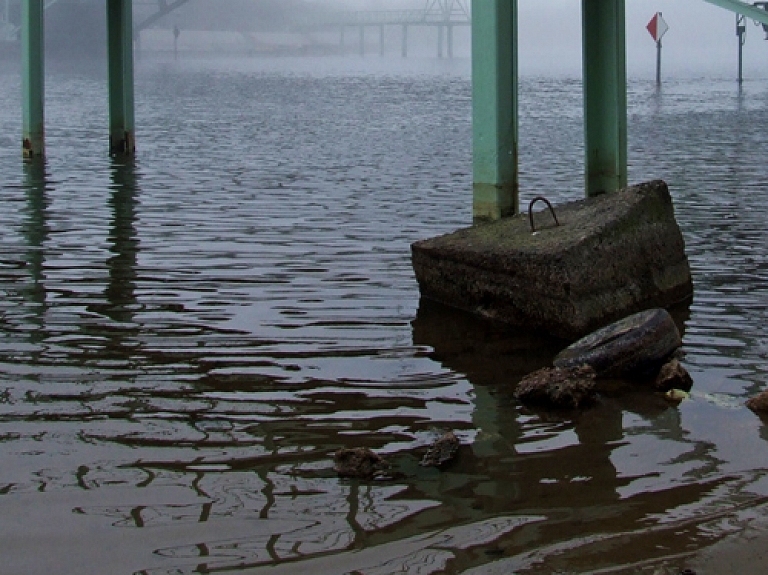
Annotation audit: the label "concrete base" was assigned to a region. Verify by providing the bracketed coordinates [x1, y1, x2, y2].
[411, 180, 693, 340]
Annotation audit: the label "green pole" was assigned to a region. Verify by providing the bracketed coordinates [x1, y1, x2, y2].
[582, 0, 627, 197]
[22, 0, 45, 159]
[107, 0, 135, 156]
[471, 0, 518, 222]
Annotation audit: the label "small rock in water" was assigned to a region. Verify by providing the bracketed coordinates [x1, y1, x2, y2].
[514, 365, 597, 409]
[653, 359, 693, 392]
[333, 447, 390, 479]
[746, 390, 768, 414]
[420, 431, 460, 468]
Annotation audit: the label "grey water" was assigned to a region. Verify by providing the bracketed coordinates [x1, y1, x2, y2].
[1, 54, 768, 574]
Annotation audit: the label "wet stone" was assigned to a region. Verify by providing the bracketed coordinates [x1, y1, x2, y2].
[746, 390, 768, 414]
[514, 365, 598, 409]
[333, 447, 390, 479]
[420, 431, 460, 468]
[652, 359, 693, 392]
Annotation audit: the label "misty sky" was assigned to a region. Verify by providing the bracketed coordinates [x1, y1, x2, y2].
[519, 0, 767, 77]
[318, 0, 768, 77]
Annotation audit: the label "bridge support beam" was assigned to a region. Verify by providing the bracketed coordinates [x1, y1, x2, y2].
[402, 25, 408, 57]
[22, 0, 45, 159]
[380, 24, 385, 56]
[582, 0, 627, 197]
[471, 0, 518, 222]
[107, 0, 135, 155]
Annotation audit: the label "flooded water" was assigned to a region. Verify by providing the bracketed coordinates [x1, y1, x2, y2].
[1, 54, 768, 574]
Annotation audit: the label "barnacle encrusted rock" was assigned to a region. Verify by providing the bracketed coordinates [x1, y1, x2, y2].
[514, 365, 598, 409]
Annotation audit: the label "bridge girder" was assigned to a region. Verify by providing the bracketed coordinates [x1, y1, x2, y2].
[423, 0, 470, 22]
[702, 0, 768, 25]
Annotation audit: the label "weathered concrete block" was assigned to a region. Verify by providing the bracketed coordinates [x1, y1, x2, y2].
[411, 180, 693, 339]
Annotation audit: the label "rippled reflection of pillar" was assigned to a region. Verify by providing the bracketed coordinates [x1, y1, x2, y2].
[410, 298, 622, 512]
[105, 159, 140, 324]
[21, 160, 51, 333]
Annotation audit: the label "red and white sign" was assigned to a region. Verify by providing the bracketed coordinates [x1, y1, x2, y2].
[646, 12, 669, 43]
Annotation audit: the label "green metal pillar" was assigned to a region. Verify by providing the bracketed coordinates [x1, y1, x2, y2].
[107, 0, 135, 156]
[22, 0, 45, 159]
[379, 24, 385, 57]
[582, 0, 627, 197]
[471, 0, 518, 222]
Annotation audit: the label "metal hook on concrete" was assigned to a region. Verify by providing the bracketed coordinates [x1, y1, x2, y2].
[528, 196, 560, 233]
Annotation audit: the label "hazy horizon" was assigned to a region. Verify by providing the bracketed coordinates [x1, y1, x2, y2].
[4, 0, 767, 79]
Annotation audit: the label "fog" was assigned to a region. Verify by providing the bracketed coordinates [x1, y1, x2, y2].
[6, 0, 768, 78]
[176, 0, 768, 77]
[174, 0, 768, 77]
[519, 0, 768, 77]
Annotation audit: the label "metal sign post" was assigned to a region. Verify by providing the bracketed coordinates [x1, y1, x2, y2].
[737, 13, 746, 84]
[646, 12, 669, 86]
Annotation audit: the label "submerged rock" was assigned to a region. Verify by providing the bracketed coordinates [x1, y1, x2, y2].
[420, 431, 460, 468]
[662, 388, 690, 402]
[411, 180, 692, 339]
[554, 308, 682, 379]
[514, 365, 597, 409]
[333, 447, 390, 479]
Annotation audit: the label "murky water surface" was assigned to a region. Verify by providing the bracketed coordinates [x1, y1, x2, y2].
[1, 56, 768, 574]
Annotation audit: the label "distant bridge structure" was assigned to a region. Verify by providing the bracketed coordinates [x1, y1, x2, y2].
[294, 0, 471, 58]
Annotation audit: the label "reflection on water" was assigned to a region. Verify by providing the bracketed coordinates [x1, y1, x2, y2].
[1, 57, 768, 574]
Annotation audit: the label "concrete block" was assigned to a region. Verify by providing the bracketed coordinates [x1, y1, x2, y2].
[411, 180, 693, 339]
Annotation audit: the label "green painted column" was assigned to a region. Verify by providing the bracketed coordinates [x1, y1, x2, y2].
[107, 0, 135, 155]
[379, 24, 385, 57]
[582, 0, 627, 197]
[471, 0, 518, 222]
[22, 0, 45, 159]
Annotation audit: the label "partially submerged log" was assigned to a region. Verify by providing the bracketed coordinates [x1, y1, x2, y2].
[517, 309, 690, 408]
[411, 180, 692, 340]
[553, 308, 682, 378]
